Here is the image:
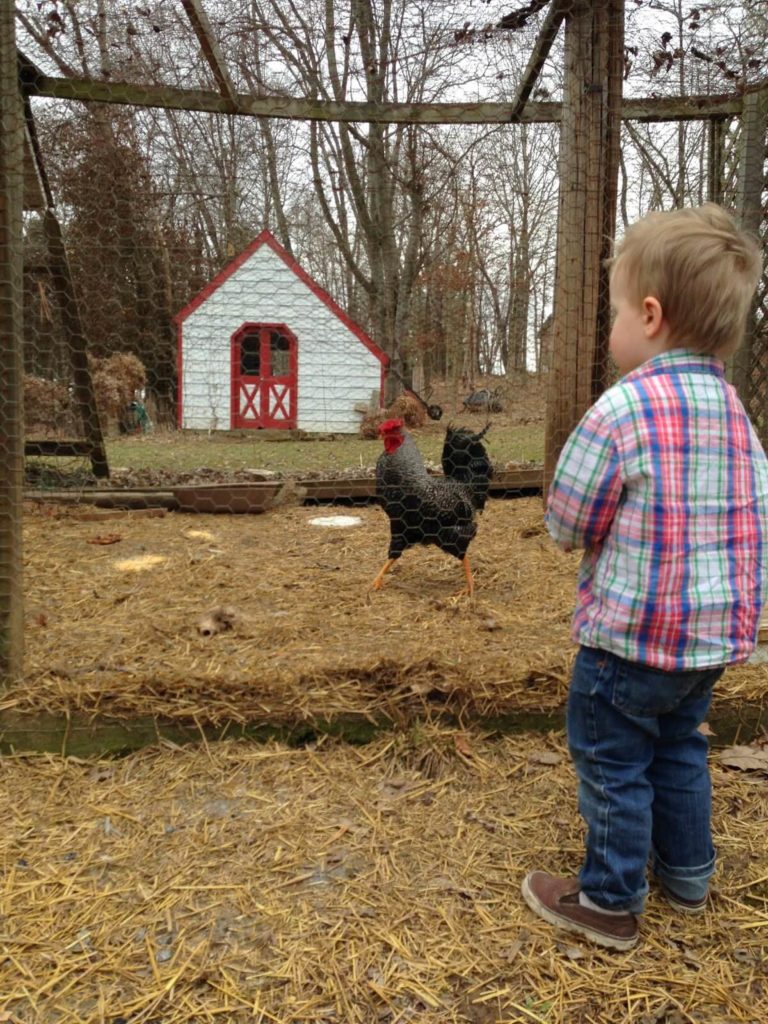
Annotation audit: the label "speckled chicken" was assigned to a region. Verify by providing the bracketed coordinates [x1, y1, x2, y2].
[372, 418, 493, 594]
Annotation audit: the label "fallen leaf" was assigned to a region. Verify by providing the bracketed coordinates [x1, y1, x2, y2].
[409, 680, 434, 696]
[732, 948, 757, 963]
[563, 944, 586, 960]
[454, 733, 474, 758]
[197, 606, 241, 636]
[718, 744, 768, 773]
[87, 533, 123, 545]
[498, 938, 524, 961]
[529, 750, 563, 766]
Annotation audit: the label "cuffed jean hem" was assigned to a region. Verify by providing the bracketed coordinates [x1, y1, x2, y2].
[580, 875, 648, 916]
[652, 847, 716, 903]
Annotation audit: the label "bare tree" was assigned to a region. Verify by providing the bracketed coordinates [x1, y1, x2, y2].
[239, 0, 474, 393]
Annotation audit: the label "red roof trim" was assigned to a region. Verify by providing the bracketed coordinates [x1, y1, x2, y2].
[176, 318, 183, 428]
[174, 229, 389, 368]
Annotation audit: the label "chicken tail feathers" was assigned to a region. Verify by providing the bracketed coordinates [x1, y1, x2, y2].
[441, 422, 493, 510]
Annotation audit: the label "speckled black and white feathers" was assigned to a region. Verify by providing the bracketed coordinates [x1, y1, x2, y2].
[375, 425, 492, 562]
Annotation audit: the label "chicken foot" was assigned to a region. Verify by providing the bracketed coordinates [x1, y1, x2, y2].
[456, 554, 475, 597]
[371, 558, 397, 590]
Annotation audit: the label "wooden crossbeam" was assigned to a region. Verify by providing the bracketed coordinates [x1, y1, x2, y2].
[509, 0, 569, 122]
[180, 0, 238, 109]
[21, 71, 748, 124]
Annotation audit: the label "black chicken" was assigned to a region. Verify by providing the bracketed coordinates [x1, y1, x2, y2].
[372, 418, 493, 595]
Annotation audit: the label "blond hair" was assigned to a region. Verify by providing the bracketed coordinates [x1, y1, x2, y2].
[609, 203, 762, 356]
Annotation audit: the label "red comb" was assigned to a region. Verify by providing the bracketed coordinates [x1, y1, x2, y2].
[379, 418, 404, 433]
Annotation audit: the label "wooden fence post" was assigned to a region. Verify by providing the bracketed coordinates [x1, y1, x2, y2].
[731, 85, 768, 431]
[543, 0, 624, 493]
[0, 6, 25, 685]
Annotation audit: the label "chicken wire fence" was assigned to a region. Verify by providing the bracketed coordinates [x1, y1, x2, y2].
[1, 0, 767, 683]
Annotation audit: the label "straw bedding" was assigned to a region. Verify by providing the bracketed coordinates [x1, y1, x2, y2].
[1, 729, 766, 1023]
[5, 497, 767, 729]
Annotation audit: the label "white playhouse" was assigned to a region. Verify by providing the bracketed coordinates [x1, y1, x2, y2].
[175, 230, 388, 433]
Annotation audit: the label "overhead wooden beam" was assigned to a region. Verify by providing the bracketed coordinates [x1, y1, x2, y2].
[22, 71, 747, 124]
[509, 0, 568, 122]
[23, 73, 559, 123]
[180, 0, 238, 109]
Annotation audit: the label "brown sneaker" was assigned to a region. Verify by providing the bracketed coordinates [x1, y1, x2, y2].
[521, 872, 639, 951]
[659, 882, 707, 915]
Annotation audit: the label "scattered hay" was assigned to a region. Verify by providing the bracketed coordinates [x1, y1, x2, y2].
[387, 393, 429, 428]
[361, 393, 428, 437]
[360, 409, 385, 439]
[6, 498, 768, 731]
[1, 728, 766, 1023]
[90, 351, 147, 423]
[114, 554, 168, 572]
[24, 352, 147, 439]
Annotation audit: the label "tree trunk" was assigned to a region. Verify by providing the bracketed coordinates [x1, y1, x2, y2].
[508, 244, 531, 372]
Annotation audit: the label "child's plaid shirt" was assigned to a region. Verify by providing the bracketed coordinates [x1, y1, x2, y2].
[547, 349, 768, 670]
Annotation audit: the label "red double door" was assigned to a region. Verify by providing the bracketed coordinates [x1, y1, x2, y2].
[231, 323, 297, 429]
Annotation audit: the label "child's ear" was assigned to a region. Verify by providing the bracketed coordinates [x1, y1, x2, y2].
[642, 296, 665, 338]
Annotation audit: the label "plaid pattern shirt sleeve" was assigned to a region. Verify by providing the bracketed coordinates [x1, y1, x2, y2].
[546, 403, 622, 552]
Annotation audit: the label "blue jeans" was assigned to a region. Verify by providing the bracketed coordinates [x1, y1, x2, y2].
[567, 646, 724, 914]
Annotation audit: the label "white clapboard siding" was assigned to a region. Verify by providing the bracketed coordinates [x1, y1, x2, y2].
[176, 232, 387, 433]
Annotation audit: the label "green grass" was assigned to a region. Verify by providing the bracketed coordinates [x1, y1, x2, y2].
[103, 424, 545, 476]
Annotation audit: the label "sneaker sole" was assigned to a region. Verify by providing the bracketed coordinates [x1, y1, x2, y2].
[521, 875, 639, 952]
[663, 893, 707, 915]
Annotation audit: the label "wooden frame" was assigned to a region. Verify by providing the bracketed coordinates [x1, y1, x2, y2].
[21, 67, 750, 125]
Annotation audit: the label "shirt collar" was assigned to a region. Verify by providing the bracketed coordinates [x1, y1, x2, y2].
[623, 348, 726, 383]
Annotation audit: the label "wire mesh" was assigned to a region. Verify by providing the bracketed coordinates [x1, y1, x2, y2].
[3, 1, 768, 1019]
[2, 2, 767, 677]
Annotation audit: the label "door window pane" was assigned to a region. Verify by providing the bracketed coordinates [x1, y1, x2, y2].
[270, 332, 291, 376]
[241, 332, 260, 375]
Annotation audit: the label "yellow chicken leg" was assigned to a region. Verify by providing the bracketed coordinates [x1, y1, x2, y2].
[371, 558, 397, 591]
